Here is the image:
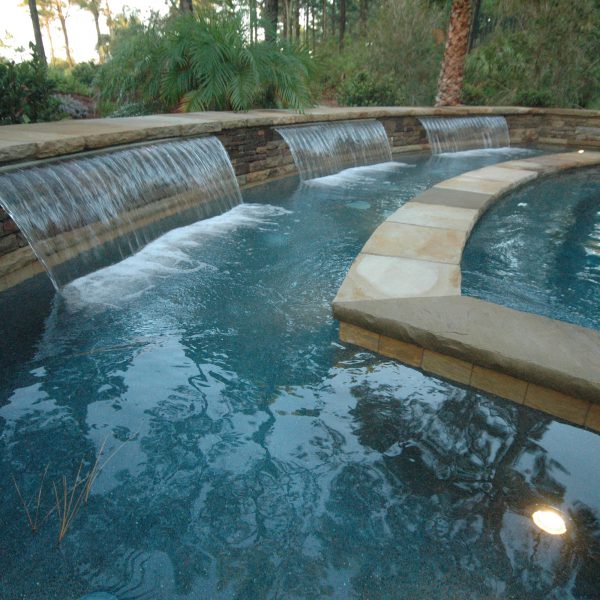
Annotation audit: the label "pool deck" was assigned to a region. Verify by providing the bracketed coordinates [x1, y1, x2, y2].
[333, 151, 600, 431]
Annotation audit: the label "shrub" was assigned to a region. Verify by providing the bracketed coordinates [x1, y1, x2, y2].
[337, 71, 397, 106]
[465, 0, 600, 108]
[316, 0, 444, 107]
[48, 62, 97, 96]
[0, 48, 61, 124]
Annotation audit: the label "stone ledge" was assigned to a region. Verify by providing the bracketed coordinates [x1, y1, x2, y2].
[333, 151, 600, 427]
[338, 320, 600, 433]
[334, 296, 600, 402]
[0, 106, 598, 165]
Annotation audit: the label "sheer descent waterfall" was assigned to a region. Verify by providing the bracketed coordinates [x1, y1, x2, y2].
[0, 136, 242, 289]
[276, 119, 392, 180]
[419, 116, 510, 153]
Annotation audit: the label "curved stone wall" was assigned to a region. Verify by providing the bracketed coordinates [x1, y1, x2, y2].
[333, 151, 600, 429]
[1, 106, 599, 291]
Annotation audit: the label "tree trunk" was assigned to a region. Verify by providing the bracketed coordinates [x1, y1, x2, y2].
[435, 0, 472, 106]
[104, 0, 114, 32]
[304, 2, 309, 43]
[91, 7, 104, 63]
[44, 21, 56, 64]
[330, 0, 335, 37]
[179, 0, 193, 12]
[282, 0, 288, 39]
[338, 0, 345, 50]
[54, 1, 73, 66]
[358, 0, 367, 37]
[321, 0, 326, 41]
[264, 0, 278, 42]
[28, 0, 47, 65]
[294, 0, 300, 40]
[468, 0, 481, 51]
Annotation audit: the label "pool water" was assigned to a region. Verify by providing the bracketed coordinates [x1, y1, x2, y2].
[463, 167, 600, 331]
[1, 149, 600, 600]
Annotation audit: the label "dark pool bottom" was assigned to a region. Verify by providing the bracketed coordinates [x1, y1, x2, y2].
[1, 150, 599, 600]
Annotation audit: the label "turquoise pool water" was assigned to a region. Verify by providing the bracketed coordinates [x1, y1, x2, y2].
[463, 167, 600, 331]
[1, 150, 600, 600]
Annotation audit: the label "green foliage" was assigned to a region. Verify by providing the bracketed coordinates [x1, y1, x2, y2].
[317, 0, 445, 107]
[465, 0, 600, 108]
[48, 62, 99, 96]
[0, 47, 61, 124]
[337, 71, 397, 106]
[98, 12, 315, 114]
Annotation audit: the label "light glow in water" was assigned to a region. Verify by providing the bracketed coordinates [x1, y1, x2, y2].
[532, 508, 568, 535]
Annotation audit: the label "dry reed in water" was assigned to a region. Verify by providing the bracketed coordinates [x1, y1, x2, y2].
[11, 463, 50, 533]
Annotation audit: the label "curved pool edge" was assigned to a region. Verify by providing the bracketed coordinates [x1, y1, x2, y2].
[333, 151, 600, 430]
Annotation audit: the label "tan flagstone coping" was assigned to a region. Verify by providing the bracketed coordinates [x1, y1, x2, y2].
[0, 106, 599, 165]
[333, 151, 600, 432]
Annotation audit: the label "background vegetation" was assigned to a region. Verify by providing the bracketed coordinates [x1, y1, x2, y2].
[1, 0, 599, 123]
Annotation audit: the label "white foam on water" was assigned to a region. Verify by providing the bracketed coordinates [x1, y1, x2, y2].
[305, 161, 411, 187]
[63, 203, 290, 307]
[434, 147, 537, 158]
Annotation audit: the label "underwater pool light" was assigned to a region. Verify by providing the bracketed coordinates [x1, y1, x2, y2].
[578, 149, 585, 153]
[532, 508, 567, 535]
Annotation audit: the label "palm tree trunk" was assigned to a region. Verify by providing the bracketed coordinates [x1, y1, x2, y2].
[435, 0, 472, 106]
[28, 0, 47, 65]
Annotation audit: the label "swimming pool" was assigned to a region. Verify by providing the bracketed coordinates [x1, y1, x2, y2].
[1, 149, 599, 600]
[463, 167, 600, 331]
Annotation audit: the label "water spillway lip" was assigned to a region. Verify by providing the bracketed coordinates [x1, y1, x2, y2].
[332, 150, 600, 429]
[275, 117, 383, 131]
[0, 134, 214, 176]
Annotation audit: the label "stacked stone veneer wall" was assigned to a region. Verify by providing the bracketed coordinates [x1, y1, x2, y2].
[0, 107, 599, 290]
[216, 126, 296, 187]
[0, 206, 28, 260]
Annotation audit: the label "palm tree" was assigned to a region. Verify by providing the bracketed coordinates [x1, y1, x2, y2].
[27, 0, 48, 65]
[435, 0, 472, 106]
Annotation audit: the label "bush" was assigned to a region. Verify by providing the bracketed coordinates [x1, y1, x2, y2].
[316, 0, 444, 107]
[514, 89, 554, 108]
[71, 61, 100, 88]
[465, 0, 600, 108]
[98, 11, 315, 113]
[337, 71, 397, 106]
[48, 62, 98, 96]
[0, 48, 61, 124]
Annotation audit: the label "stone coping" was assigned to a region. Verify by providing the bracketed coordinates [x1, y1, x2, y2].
[332, 151, 600, 431]
[1, 106, 599, 165]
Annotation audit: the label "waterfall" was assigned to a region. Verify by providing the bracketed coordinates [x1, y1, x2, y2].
[0, 136, 242, 290]
[276, 119, 392, 180]
[419, 116, 510, 154]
